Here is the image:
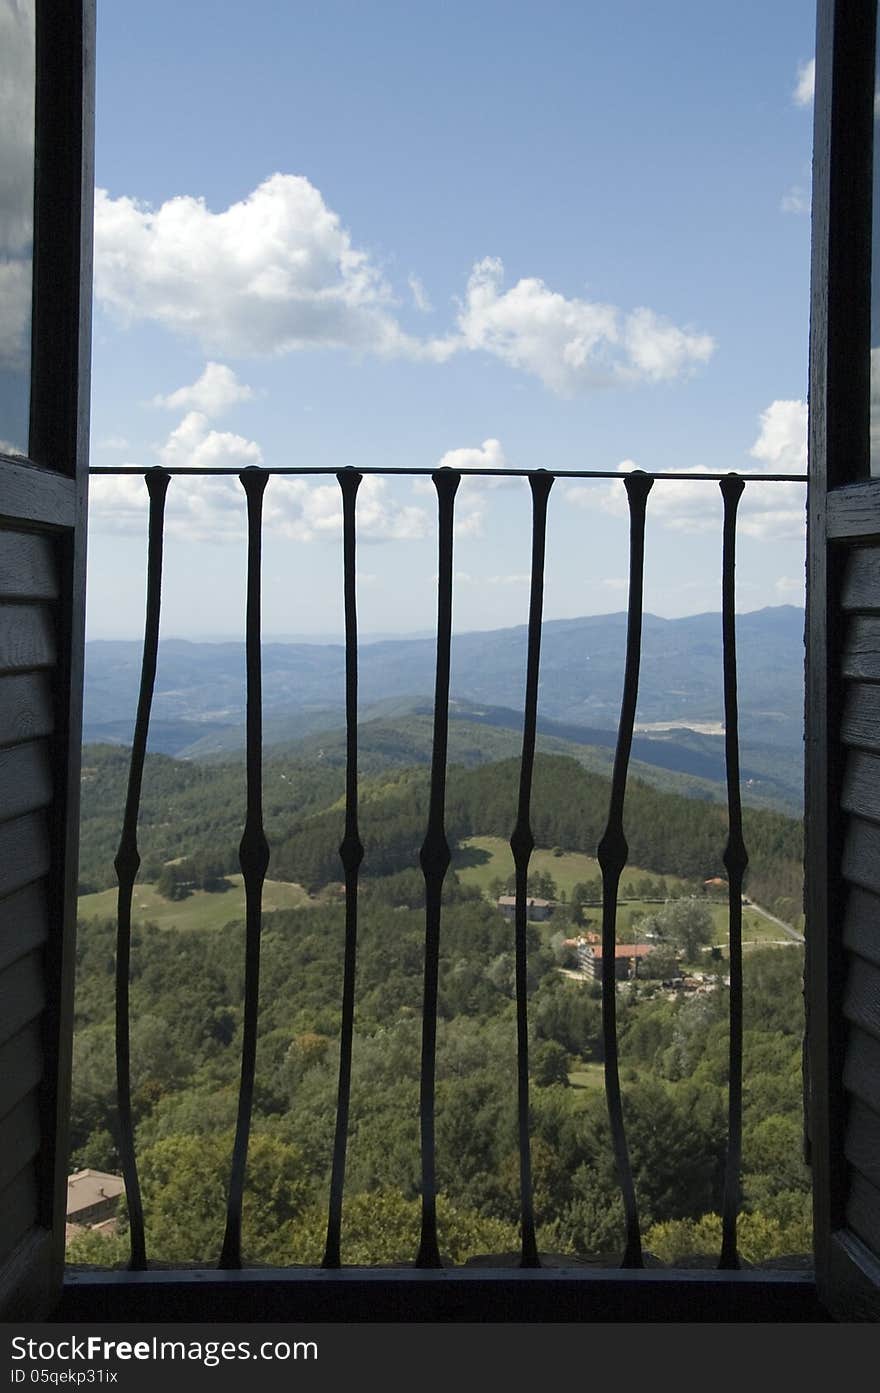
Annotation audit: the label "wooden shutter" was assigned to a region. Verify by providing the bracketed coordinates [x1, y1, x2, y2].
[807, 0, 880, 1322]
[0, 0, 94, 1319]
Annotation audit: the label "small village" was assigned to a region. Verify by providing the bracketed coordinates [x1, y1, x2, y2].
[495, 881, 743, 998]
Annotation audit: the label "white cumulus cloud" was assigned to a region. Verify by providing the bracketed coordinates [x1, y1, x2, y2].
[775, 574, 805, 599]
[568, 400, 807, 541]
[153, 362, 255, 416]
[0, 259, 32, 368]
[408, 274, 432, 313]
[793, 58, 815, 108]
[0, 0, 35, 368]
[89, 409, 429, 545]
[94, 173, 426, 360]
[456, 257, 714, 394]
[265, 474, 428, 544]
[413, 438, 513, 538]
[435, 436, 508, 475]
[781, 185, 810, 215]
[94, 175, 715, 398]
[89, 410, 262, 542]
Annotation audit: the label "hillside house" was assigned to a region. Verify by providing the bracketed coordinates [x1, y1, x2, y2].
[579, 942, 654, 982]
[66, 1170, 125, 1227]
[496, 895, 554, 922]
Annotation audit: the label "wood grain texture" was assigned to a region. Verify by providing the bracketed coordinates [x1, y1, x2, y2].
[0, 1164, 38, 1271]
[0, 460, 76, 531]
[846, 1169, 880, 1258]
[841, 886, 880, 968]
[0, 882, 49, 976]
[843, 1025, 880, 1111]
[0, 1228, 52, 1323]
[827, 481, 880, 538]
[841, 682, 880, 750]
[841, 615, 880, 681]
[0, 531, 58, 600]
[0, 813, 49, 901]
[0, 672, 53, 750]
[0, 605, 55, 675]
[826, 1230, 880, 1323]
[843, 955, 880, 1041]
[845, 1096, 880, 1190]
[841, 545, 880, 610]
[0, 1023, 43, 1122]
[841, 814, 880, 896]
[0, 1095, 40, 1194]
[0, 742, 52, 825]
[0, 953, 45, 1050]
[841, 748, 880, 824]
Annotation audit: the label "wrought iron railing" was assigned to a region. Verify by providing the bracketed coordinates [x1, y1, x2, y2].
[85, 461, 808, 1275]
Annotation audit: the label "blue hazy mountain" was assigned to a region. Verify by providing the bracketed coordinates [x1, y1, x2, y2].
[82, 606, 805, 810]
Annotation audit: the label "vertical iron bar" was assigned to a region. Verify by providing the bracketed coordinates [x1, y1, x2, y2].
[596, 470, 653, 1268]
[416, 467, 460, 1268]
[323, 469, 364, 1268]
[509, 471, 554, 1268]
[113, 468, 170, 1271]
[719, 474, 748, 1270]
[220, 467, 270, 1269]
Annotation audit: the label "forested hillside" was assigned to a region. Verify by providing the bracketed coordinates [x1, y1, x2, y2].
[69, 893, 809, 1268]
[70, 736, 808, 1269]
[78, 746, 803, 926]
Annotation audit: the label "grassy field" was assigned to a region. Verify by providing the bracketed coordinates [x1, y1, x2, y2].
[77, 874, 311, 931]
[567, 1063, 605, 1091]
[453, 836, 690, 899]
[454, 835, 794, 949]
[610, 901, 789, 950]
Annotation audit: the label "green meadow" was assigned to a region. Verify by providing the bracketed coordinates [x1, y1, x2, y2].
[77, 873, 311, 931]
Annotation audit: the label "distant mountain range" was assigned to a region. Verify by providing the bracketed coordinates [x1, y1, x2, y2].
[82, 606, 805, 811]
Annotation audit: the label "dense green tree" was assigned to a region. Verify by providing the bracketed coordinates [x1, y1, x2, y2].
[644, 899, 714, 963]
[70, 745, 808, 1272]
[133, 1131, 309, 1264]
[637, 942, 681, 981]
[287, 1189, 519, 1266]
[531, 1041, 571, 1088]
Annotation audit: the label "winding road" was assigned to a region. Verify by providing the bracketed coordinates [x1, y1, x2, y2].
[743, 898, 805, 944]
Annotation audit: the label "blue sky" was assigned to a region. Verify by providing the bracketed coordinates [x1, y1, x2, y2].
[84, 0, 816, 640]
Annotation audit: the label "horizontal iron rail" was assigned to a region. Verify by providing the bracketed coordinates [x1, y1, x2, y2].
[88, 466, 807, 481]
[58, 1267, 827, 1324]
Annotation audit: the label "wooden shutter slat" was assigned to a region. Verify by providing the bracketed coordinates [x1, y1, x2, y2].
[0, 1024, 43, 1121]
[847, 1170, 880, 1257]
[0, 741, 52, 825]
[0, 531, 58, 601]
[0, 1165, 39, 1269]
[841, 886, 880, 968]
[841, 682, 880, 751]
[843, 956, 880, 1042]
[0, 812, 50, 901]
[841, 546, 880, 611]
[0, 605, 55, 675]
[0, 1096, 40, 1193]
[0, 673, 54, 750]
[841, 749, 880, 824]
[845, 1097, 880, 1189]
[843, 1025, 880, 1113]
[0, 881, 49, 975]
[841, 815, 880, 896]
[0, 954, 45, 1049]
